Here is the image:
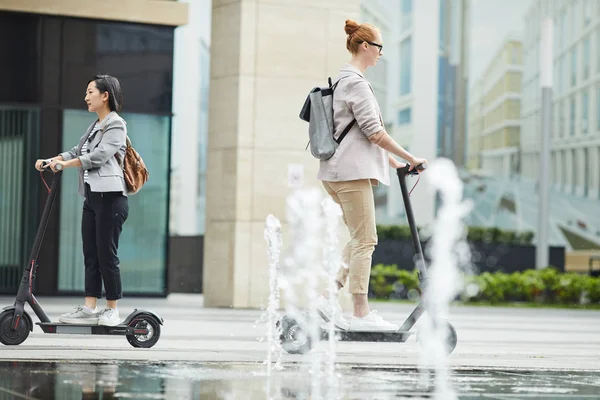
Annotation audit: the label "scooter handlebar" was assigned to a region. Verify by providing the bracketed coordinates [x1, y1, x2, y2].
[397, 162, 427, 176]
[40, 159, 63, 171]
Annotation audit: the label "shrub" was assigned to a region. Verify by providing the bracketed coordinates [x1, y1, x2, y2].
[376, 225, 535, 246]
[369, 264, 600, 306]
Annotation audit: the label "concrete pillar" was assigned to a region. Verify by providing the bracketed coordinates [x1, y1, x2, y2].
[203, 0, 360, 308]
[170, 0, 202, 236]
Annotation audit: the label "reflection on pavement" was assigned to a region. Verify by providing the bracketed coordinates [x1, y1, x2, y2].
[0, 361, 599, 399]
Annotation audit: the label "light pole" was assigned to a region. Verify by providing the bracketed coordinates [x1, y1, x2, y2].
[537, 15, 553, 269]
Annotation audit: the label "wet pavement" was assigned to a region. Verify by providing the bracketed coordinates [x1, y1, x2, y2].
[1, 295, 600, 399]
[1, 361, 600, 400]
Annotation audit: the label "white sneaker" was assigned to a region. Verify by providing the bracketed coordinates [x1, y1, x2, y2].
[59, 305, 99, 325]
[98, 308, 121, 327]
[350, 310, 399, 332]
[316, 295, 349, 330]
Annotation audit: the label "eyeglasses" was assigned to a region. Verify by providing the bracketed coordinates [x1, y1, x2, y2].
[365, 41, 383, 54]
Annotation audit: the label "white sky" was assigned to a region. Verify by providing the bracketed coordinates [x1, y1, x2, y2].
[469, 0, 533, 84]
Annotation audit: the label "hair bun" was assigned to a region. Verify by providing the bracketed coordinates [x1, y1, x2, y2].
[344, 19, 360, 36]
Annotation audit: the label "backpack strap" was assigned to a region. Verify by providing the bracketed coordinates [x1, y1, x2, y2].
[335, 119, 355, 144]
[331, 74, 357, 145]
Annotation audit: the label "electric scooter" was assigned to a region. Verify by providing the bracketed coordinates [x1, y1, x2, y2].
[278, 163, 458, 355]
[0, 160, 163, 348]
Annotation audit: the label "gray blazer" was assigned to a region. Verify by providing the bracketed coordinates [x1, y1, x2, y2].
[60, 111, 128, 197]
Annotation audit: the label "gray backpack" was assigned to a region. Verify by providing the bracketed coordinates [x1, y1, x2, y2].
[299, 76, 355, 160]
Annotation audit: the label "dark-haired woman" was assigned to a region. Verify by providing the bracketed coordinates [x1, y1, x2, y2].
[35, 75, 129, 327]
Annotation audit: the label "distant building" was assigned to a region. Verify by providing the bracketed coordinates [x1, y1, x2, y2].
[522, 0, 600, 199]
[472, 35, 523, 178]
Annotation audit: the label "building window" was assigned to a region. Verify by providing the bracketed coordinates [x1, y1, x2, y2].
[584, 0, 592, 26]
[570, 96, 576, 136]
[401, 0, 413, 32]
[572, 2, 578, 39]
[398, 108, 411, 125]
[0, 13, 40, 103]
[583, 36, 590, 81]
[572, 149, 576, 193]
[560, 13, 566, 50]
[400, 38, 412, 96]
[582, 90, 589, 134]
[511, 47, 519, 64]
[583, 147, 589, 197]
[559, 100, 565, 137]
[597, 86, 600, 131]
[571, 47, 577, 87]
[597, 29, 600, 73]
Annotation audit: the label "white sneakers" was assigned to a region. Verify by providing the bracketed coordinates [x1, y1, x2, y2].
[98, 308, 120, 327]
[58, 305, 121, 326]
[317, 295, 350, 330]
[58, 305, 99, 325]
[350, 310, 399, 332]
[317, 295, 398, 332]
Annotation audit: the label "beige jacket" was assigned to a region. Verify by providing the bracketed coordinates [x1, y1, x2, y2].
[317, 64, 390, 186]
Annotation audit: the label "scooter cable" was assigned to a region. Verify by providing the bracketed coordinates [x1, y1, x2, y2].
[408, 174, 420, 196]
[40, 172, 51, 193]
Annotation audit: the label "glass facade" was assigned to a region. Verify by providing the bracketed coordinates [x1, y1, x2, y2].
[0, 107, 40, 293]
[58, 111, 170, 294]
[0, 10, 175, 295]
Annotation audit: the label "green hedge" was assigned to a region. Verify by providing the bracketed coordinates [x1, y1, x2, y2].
[377, 225, 535, 246]
[370, 264, 600, 305]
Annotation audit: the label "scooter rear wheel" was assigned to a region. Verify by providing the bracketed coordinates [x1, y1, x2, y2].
[278, 315, 313, 355]
[126, 315, 161, 348]
[0, 310, 30, 346]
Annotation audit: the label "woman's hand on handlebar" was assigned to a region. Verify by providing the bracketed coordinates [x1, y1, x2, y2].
[389, 157, 407, 170]
[49, 160, 66, 172]
[35, 156, 64, 171]
[34, 159, 46, 171]
[408, 157, 427, 172]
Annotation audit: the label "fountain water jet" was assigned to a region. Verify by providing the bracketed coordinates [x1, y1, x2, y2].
[418, 158, 473, 400]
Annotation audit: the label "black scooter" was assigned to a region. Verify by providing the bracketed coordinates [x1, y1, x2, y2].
[0, 161, 163, 348]
[278, 163, 458, 355]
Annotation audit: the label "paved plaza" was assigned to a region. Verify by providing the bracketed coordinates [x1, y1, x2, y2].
[1, 294, 599, 398]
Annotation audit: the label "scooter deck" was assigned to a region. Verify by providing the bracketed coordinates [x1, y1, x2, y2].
[36, 322, 147, 336]
[321, 329, 413, 343]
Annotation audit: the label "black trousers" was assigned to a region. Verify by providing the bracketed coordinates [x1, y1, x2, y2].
[82, 183, 129, 301]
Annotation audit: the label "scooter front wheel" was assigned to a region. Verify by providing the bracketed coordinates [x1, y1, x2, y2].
[0, 310, 31, 346]
[417, 320, 458, 355]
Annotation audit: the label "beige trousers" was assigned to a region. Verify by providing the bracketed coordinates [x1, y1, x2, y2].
[322, 179, 378, 294]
